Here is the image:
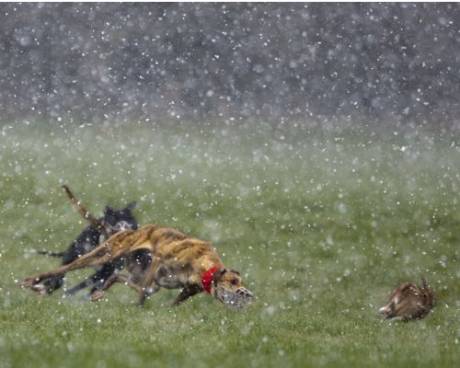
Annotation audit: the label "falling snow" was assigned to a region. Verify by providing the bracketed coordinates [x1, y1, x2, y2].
[0, 3, 460, 368]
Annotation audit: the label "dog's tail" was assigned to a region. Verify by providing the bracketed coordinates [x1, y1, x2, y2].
[36, 250, 66, 257]
[61, 185, 109, 237]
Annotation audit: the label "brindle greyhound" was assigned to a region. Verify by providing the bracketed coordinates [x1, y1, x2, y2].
[22, 224, 254, 308]
[379, 278, 435, 321]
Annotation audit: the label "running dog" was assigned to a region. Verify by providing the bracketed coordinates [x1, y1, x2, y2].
[23, 224, 254, 308]
[379, 278, 435, 321]
[35, 185, 138, 296]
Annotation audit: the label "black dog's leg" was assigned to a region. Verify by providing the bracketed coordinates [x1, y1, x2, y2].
[32, 275, 65, 295]
[89, 263, 118, 295]
[64, 276, 97, 296]
[43, 276, 65, 294]
[64, 263, 117, 296]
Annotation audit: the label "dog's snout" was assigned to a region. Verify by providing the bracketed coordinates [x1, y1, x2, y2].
[237, 287, 254, 298]
[114, 221, 132, 232]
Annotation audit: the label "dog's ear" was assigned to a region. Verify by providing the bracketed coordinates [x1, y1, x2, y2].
[229, 269, 240, 276]
[126, 201, 137, 210]
[213, 268, 227, 285]
[104, 206, 114, 215]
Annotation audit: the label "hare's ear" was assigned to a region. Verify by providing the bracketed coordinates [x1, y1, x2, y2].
[126, 201, 137, 210]
[421, 277, 429, 289]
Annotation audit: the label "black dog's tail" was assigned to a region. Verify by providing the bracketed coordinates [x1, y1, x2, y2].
[61, 184, 109, 238]
[36, 250, 65, 257]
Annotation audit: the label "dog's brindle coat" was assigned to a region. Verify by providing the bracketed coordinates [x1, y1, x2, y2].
[23, 225, 253, 307]
[36, 185, 138, 296]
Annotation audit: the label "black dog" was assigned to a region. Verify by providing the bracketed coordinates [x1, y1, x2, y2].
[37, 187, 139, 297]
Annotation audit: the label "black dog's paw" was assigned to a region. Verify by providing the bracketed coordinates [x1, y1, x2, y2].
[21, 276, 42, 290]
[30, 283, 49, 295]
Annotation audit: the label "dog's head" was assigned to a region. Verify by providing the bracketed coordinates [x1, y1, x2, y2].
[212, 268, 254, 309]
[102, 202, 138, 234]
[379, 279, 434, 321]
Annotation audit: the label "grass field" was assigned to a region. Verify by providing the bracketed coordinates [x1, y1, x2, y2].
[0, 121, 459, 367]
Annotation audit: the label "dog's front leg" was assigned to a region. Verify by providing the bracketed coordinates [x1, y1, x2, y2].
[89, 273, 123, 301]
[91, 273, 153, 302]
[172, 284, 202, 306]
[138, 283, 160, 306]
[137, 258, 161, 306]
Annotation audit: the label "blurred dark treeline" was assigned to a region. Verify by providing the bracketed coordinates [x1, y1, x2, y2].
[1, 3, 460, 128]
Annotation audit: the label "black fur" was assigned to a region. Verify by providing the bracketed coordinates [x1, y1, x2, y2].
[39, 202, 139, 296]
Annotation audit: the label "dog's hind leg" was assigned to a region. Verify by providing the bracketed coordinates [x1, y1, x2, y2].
[22, 243, 114, 290]
[64, 277, 96, 297]
[65, 263, 118, 296]
[89, 273, 122, 301]
[90, 274, 158, 302]
[29, 275, 65, 296]
[89, 261, 122, 294]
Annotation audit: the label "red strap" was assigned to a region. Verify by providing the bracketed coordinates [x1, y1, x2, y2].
[201, 266, 219, 293]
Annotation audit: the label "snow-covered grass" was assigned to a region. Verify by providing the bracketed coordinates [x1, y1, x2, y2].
[0, 122, 459, 367]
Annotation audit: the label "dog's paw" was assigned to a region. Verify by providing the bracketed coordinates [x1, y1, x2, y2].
[90, 290, 105, 302]
[31, 283, 48, 295]
[20, 277, 40, 288]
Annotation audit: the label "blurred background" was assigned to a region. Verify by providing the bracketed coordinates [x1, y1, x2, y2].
[1, 3, 460, 129]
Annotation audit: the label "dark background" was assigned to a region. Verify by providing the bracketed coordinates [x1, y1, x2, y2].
[1, 3, 460, 128]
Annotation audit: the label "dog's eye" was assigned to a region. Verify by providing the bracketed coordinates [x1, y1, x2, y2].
[231, 279, 238, 286]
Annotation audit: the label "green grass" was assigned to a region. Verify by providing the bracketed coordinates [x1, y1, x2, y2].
[0, 121, 459, 367]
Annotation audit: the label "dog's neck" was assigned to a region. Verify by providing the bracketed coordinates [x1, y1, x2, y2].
[201, 266, 220, 294]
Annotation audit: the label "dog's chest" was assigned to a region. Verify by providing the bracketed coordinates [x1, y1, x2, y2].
[154, 263, 190, 289]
